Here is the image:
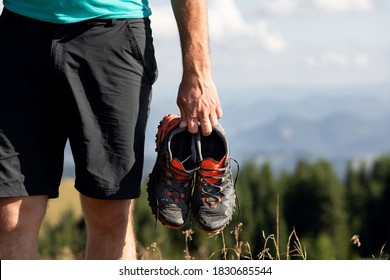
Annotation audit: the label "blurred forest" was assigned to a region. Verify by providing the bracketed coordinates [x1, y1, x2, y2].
[38, 155, 390, 260]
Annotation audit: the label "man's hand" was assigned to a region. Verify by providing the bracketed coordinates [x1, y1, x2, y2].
[177, 71, 222, 136]
[171, 0, 222, 136]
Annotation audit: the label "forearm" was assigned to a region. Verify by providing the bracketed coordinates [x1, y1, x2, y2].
[170, 0, 211, 77]
[170, 0, 221, 135]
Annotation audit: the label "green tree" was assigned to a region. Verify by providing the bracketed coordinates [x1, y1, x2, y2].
[236, 160, 283, 257]
[344, 161, 371, 258]
[365, 156, 390, 257]
[283, 159, 348, 259]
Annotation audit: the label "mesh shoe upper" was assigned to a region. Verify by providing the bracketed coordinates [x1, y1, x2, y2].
[191, 124, 236, 232]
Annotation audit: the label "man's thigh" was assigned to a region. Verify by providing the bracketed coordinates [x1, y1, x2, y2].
[0, 9, 66, 198]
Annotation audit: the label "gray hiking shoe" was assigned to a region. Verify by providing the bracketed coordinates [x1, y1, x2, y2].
[191, 124, 237, 232]
[147, 114, 199, 229]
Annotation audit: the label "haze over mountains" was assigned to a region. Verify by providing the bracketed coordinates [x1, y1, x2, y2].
[64, 83, 390, 178]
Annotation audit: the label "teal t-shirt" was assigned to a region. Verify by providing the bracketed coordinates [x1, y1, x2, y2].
[3, 0, 152, 23]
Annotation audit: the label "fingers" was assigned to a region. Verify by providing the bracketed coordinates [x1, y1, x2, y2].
[198, 111, 219, 136]
[179, 106, 201, 134]
[187, 117, 200, 134]
[180, 112, 220, 136]
[209, 111, 219, 128]
[176, 75, 222, 136]
[179, 107, 188, 129]
[198, 99, 222, 136]
[178, 99, 222, 136]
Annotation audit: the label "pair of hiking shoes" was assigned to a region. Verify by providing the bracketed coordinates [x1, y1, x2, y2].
[147, 114, 237, 233]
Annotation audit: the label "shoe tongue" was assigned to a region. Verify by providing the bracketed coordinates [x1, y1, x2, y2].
[201, 156, 225, 169]
[200, 156, 226, 184]
[171, 158, 188, 180]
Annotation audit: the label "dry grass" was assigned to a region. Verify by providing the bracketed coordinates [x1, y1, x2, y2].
[372, 244, 388, 260]
[43, 179, 82, 226]
[183, 229, 195, 260]
[142, 242, 163, 260]
[135, 191, 308, 260]
[207, 223, 307, 260]
[40, 180, 386, 260]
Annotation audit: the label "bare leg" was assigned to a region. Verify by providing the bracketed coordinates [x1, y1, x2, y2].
[0, 195, 48, 259]
[80, 194, 137, 260]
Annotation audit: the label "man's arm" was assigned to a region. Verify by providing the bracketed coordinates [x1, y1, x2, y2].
[170, 0, 222, 136]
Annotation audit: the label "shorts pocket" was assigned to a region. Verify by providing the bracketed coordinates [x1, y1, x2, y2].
[125, 19, 158, 85]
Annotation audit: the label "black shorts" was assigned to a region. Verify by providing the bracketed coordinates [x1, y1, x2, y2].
[0, 9, 158, 199]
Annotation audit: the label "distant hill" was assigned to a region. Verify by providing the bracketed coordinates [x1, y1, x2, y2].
[226, 112, 390, 176]
[231, 112, 390, 157]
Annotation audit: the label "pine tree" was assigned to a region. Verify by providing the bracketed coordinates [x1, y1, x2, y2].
[366, 156, 390, 258]
[236, 160, 281, 257]
[344, 161, 372, 258]
[283, 159, 347, 259]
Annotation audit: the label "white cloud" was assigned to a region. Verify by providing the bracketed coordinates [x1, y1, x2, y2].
[250, 20, 287, 53]
[321, 52, 349, 66]
[354, 54, 371, 67]
[259, 0, 308, 15]
[150, 5, 177, 38]
[305, 52, 371, 67]
[304, 56, 318, 67]
[305, 52, 347, 67]
[313, 0, 375, 13]
[209, 0, 287, 52]
[151, 0, 287, 53]
[259, 0, 376, 15]
[259, 0, 299, 16]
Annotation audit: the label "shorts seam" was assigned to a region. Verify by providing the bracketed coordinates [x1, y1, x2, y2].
[0, 182, 27, 197]
[125, 21, 148, 68]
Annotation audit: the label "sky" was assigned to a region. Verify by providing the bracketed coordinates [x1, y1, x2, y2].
[1, 0, 389, 102]
[149, 0, 390, 101]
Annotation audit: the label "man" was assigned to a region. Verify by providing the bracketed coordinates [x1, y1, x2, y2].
[0, 0, 222, 260]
